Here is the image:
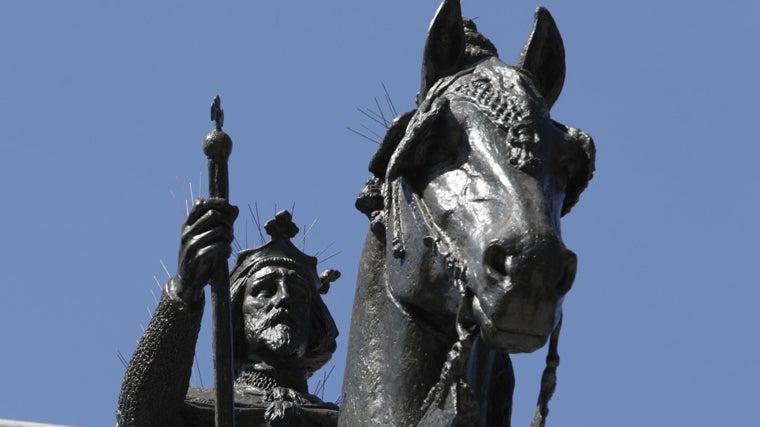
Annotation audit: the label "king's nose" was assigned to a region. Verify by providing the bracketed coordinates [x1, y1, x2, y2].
[272, 282, 293, 309]
[484, 235, 577, 295]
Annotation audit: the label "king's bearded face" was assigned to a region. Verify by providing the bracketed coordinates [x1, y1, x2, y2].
[242, 265, 312, 360]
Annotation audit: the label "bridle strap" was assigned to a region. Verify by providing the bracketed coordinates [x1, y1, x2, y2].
[530, 316, 562, 427]
[387, 178, 481, 420]
[419, 288, 478, 419]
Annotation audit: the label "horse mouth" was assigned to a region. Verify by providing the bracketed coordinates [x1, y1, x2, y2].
[471, 294, 555, 353]
[486, 327, 549, 353]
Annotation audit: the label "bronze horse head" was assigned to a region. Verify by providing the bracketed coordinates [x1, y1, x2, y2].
[343, 1, 595, 425]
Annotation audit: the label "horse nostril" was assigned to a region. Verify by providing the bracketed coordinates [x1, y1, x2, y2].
[556, 250, 578, 295]
[484, 243, 509, 277]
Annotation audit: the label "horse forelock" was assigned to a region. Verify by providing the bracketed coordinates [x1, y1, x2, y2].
[445, 66, 546, 174]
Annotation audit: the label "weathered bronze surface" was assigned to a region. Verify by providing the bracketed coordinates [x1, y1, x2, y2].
[341, 1, 595, 426]
[117, 1, 594, 425]
[117, 108, 341, 427]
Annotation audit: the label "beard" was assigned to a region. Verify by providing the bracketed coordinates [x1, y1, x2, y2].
[245, 309, 308, 358]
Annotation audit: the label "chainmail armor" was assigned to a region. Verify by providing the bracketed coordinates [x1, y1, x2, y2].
[116, 290, 204, 427]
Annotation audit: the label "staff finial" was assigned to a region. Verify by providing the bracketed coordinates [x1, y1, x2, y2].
[211, 95, 224, 131]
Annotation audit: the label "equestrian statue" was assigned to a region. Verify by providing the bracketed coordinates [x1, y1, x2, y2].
[341, 1, 595, 426]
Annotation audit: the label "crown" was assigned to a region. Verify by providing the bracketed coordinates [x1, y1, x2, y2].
[230, 210, 339, 294]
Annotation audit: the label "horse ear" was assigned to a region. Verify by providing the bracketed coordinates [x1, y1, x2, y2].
[518, 7, 566, 109]
[419, 0, 465, 105]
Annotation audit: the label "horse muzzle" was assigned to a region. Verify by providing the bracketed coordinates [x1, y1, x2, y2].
[471, 234, 577, 352]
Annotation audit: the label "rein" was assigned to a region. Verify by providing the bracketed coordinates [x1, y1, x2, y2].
[531, 317, 562, 427]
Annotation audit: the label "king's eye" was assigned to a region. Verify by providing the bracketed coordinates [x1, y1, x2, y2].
[250, 280, 276, 298]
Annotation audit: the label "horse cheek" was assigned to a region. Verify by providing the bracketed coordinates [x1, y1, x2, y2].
[385, 179, 462, 317]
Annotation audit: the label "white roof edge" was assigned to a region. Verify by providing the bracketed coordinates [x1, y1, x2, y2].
[0, 419, 76, 427]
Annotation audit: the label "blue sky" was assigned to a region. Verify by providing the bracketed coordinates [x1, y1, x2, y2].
[1, 1, 758, 426]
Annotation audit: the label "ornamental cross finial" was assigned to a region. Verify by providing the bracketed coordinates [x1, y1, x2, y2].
[211, 95, 224, 131]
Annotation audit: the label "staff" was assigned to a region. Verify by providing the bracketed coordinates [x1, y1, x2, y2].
[203, 95, 236, 427]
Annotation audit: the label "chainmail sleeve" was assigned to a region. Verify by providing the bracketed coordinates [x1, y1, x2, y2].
[116, 286, 204, 427]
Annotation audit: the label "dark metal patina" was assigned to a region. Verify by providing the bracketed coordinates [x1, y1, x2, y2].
[341, 1, 595, 426]
[117, 101, 341, 427]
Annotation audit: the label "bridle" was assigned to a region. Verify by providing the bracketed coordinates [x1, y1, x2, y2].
[378, 70, 565, 426]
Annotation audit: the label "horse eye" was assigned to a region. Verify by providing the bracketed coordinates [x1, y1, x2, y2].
[422, 144, 452, 166]
[424, 124, 462, 164]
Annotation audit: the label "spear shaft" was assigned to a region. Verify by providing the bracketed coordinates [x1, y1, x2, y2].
[204, 96, 235, 427]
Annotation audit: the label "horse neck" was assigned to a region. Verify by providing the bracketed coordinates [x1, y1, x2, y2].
[339, 230, 457, 426]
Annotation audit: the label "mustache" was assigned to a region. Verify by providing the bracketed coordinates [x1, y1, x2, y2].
[258, 308, 293, 329]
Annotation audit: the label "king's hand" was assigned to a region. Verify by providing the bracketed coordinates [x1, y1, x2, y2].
[168, 197, 239, 304]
